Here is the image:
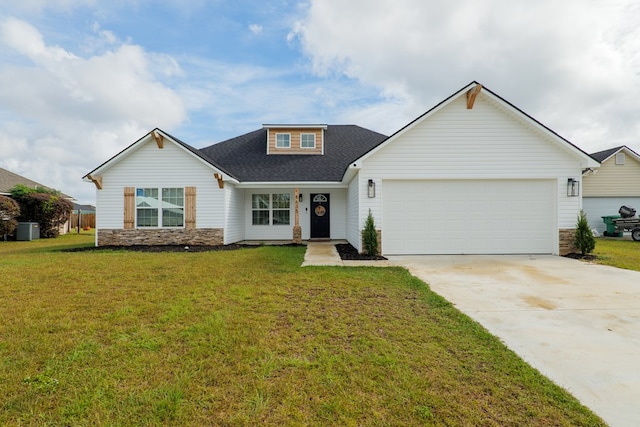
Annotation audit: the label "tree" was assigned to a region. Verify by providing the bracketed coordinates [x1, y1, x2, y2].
[362, 209, 379, 255]
[574, 210, 596, 256]
[10, 184, 74, 238]
[0, 195, 20, 238]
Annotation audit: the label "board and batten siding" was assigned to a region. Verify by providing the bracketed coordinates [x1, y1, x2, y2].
[242, 187, 347, 241]
[583, 155, 640, 197]
[95, 139, 225, 229]
[359, 94, 583, 231]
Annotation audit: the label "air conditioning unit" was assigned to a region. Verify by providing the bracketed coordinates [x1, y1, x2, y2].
[16, 222, 40, 241]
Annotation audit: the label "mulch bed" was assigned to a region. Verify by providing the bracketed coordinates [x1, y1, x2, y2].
[64, 242, 386, 261]
[562, 253, 598, 261]
[335, 243, 387, 261]
[63, 243, 302, 253]
[66, 243, 594, 262]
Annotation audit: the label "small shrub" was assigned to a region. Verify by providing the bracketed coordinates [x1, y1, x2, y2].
[362, 209, 379, 255]
[574, 210, 596, 256]
[0, 195, 20, 237]
[10, 185, 74, 238]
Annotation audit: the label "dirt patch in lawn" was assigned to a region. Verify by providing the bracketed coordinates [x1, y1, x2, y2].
[335, 243, 387, 261]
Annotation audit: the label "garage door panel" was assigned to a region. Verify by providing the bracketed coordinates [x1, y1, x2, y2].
[383, 180, 555, 255]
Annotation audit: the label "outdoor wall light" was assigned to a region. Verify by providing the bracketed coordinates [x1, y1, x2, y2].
[298, 193, 303, 202]
[368, 179, 376, 198]
[567, 178, 579, 197]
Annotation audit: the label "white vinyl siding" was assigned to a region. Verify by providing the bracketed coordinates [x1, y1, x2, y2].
[346, 177, 361, 251]
[358, 93, 586, 255]
[96, 138, 225, 229]
[242, 187, 347, 241]
[224, 185, 245, 244]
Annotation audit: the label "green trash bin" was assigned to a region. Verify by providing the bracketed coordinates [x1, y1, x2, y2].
[601, 215, 623, 237]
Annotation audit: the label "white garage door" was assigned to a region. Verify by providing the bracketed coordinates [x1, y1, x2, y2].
[383, 180, 556, 255]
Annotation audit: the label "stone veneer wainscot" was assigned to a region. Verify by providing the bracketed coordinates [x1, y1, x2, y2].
[558, 228, 576, 256]
[97, 228, 224, 246]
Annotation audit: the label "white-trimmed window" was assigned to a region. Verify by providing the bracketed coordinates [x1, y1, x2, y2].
[252, 193, 290, 225]
[300, 133, 316, 148]
[136, 187, 184, 227]
[276, 133, 291, 148]
[616, 152, 625, 165]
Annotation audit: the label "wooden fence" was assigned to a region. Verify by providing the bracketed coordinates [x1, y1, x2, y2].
[70, 213, 95, 229]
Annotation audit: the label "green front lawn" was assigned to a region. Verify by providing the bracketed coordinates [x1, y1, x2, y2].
[594, 237, 640, 271]
[0, 233, 605, 426]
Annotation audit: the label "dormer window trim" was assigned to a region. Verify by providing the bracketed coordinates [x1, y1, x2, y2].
[300, 133, 316, 149]
[276, 133, 291, 149]
[264, 124, 327, 156]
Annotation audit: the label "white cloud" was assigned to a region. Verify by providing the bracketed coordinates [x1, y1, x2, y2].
[0, 17, 187, 204]
[294, 0, 640, 152]
[249, 24, 263, 35]
[1, 17, 76, 61]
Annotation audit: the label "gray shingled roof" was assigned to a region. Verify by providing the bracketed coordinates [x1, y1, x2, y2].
[590, 146, 624, 162]
[199, 125, 388, 182]
[0, 167, 61, 195]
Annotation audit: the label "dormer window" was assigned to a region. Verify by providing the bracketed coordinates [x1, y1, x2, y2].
[264, 124, 327, 155]
[301, 133, 316, 149]
[276, 133, 291, 148]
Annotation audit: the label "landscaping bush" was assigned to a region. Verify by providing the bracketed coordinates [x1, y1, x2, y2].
[574, 210, 596, 256]
[362, 209, 379, 255]
[0, 195, 20, 238]
[10, 184, 74, 238]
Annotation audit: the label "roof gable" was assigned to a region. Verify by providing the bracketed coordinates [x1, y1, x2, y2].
[83, 128, 236, 186]
[353, 81, 599, 169]
[590, 145, 640, 164]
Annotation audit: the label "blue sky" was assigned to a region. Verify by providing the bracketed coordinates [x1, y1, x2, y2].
[1, 0, 639, 204]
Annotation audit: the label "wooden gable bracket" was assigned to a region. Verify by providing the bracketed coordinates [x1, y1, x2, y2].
[214, 173, 224, 189]
[152, 131, 164, 149]
[87, 175, 103, 190]
[466, 84, 483, 109]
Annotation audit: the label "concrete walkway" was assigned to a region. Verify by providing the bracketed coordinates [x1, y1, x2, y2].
[301, 241, 393, 267]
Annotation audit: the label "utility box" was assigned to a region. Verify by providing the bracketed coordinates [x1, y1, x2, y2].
[16, 222, 40, 241]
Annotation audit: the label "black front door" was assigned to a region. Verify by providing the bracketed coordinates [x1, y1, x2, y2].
[310, 193, 330, 239]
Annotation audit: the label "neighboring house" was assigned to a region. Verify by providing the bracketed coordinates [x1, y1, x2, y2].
[69, 203, 96, 231]
[0, 167, 75, 235]
[73, 203, 96, 214]
[83, 82, 598, 255]
[1, 167, 54, 196]
[583, 146, 640, 234]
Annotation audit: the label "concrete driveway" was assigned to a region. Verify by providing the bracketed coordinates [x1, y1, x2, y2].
[388, 255, 640, 427]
